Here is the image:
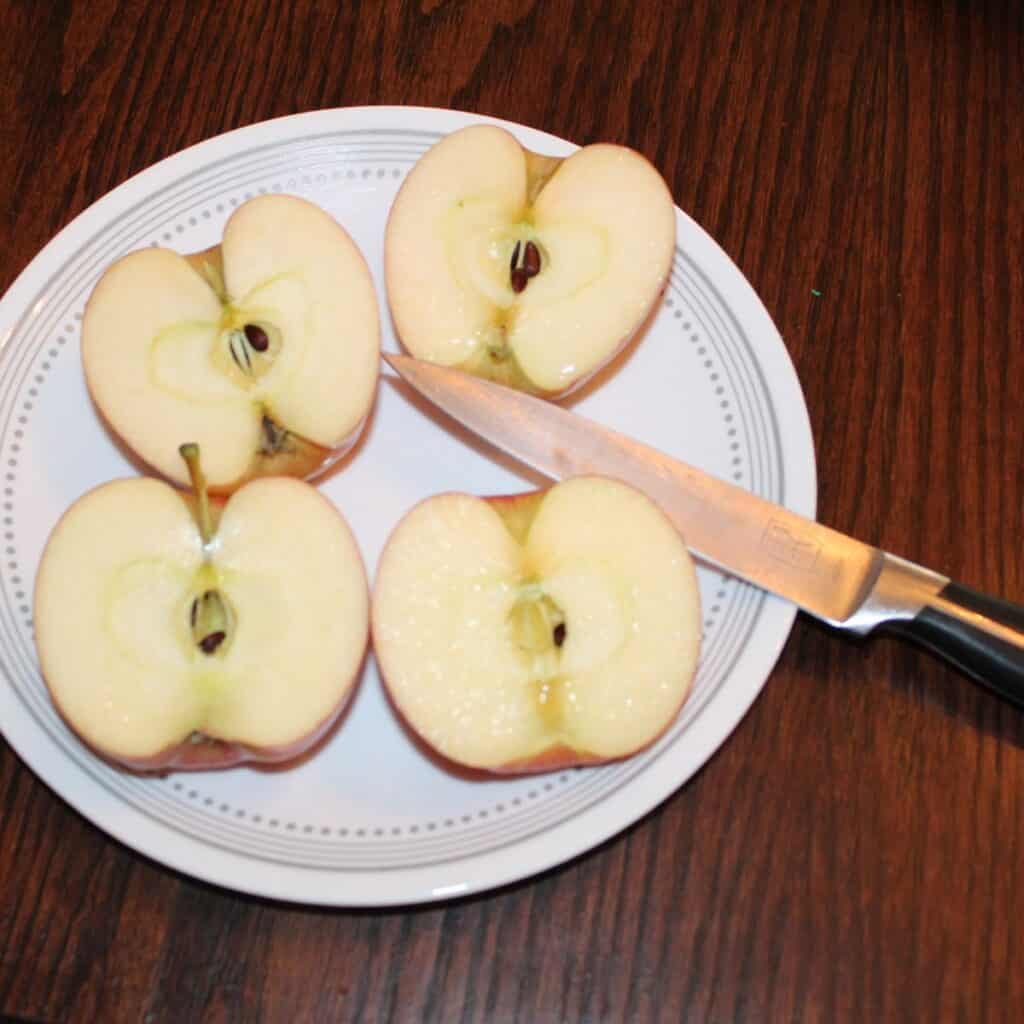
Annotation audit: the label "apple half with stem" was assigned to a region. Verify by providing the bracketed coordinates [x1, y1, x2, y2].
[33, 445, 369, 771]
[82, 194, 380, 493]
[384, 124, 676, 397]
[371, 476, 701, 773]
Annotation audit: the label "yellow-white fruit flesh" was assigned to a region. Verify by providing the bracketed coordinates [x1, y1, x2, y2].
[82, 195, 379, 489]
[373, 477, 701, 769]
[34, 477, 368, 760]
[385, 124, 675, 394]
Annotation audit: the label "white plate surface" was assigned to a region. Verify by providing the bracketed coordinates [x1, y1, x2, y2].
[0, 107, 815, 906]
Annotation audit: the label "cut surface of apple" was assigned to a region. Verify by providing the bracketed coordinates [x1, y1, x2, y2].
[83, 194, 380, 492]
[384, 124, 676, 396]
[372, 476, 701, 772]
[33, 456, 369, 771]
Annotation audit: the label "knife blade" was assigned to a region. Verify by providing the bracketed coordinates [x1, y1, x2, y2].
[385, 353, 1024, 704]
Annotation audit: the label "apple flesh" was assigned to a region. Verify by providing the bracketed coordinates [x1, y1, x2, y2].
[33, 454, 369, 771]
[384, 124, 676, 397]
[82, 194, 380, 493]
[371, 476, 701, 772]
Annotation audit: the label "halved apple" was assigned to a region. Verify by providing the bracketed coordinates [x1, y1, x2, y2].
[371, 476, 701, 773]
[384, 124, 676, 397]
[83, 195, 380, 493]
[33, 446, 369, 771]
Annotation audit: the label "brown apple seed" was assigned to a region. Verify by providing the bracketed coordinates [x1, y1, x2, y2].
[198, 630, 227, 655]
[523, 240, 541, 276]
[509, 240, 542, 294]
[244, 323, 269, 352]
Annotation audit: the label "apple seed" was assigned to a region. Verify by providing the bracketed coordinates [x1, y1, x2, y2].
[199, 630, 226, 655]
[524, 240, 541, 276]
[244, 323, 269, 352]
[510, 240, 542, 294]
[190, 588, 233, 656]
[553, 622, 566, 647]
[224, 322, 278, 380]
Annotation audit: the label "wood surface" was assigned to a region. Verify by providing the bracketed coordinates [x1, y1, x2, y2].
[1, 1, 1022, 1020]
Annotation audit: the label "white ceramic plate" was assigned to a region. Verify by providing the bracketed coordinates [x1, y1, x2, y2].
[0, 107, 815, 906]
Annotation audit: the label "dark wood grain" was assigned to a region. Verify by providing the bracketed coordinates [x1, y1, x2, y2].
[1, 0, 1023, 1020]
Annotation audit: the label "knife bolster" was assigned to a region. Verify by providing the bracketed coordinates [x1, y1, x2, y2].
[840, 553, 947, 634]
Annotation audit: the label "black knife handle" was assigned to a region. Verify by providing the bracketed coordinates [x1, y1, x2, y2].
[886, 581, 1024, 707]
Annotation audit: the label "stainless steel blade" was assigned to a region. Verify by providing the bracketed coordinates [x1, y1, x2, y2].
[384, 354, 949, 632]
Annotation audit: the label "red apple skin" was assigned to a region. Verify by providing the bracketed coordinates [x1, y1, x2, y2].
[482, 713, 688, 776]
[40, 600, 368, 775]
[34, 477, 370, 774]
[378, 671, 687, 778]
[384, 131, 675, 401]
[372, 482, 699, 776]
[542, 141, 675, 403]
[52, 649, 368, 775]
[82, 225, 380, 496]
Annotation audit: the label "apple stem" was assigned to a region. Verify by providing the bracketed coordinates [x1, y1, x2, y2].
[179, 442, 214, 547]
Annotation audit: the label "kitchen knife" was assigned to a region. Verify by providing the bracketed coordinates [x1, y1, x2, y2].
[385, 354, 1024, 704]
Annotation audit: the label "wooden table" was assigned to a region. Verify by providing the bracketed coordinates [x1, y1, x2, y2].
[2, 2, 1022, 1020]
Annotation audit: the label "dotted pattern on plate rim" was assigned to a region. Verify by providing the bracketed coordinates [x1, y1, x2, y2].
[5, 318, 81, 626]
[167, 772, 573, 838]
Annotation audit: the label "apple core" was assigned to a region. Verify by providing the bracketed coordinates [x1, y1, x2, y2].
[223, 317, 280, 381]
[189, 586, 234, 656]
[180, 444, 237, 658]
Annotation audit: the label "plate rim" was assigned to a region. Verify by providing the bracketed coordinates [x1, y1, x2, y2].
[0, 105, 816, 906]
